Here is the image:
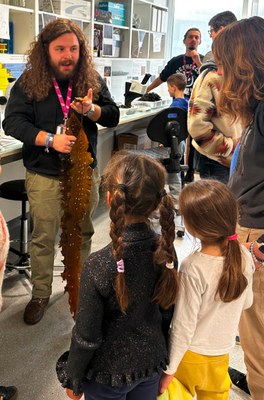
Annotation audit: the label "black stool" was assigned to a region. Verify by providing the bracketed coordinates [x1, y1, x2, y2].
[0, 179, 30, 271]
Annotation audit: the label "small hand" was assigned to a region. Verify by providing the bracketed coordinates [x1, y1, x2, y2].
[159, 372, 174, 394]
[53, 133, 77, 153]
[65, 388, 83, 399]
[71, 88, 93, 115]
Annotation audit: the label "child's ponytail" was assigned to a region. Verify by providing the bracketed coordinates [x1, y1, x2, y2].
[216, 236, 247, 302]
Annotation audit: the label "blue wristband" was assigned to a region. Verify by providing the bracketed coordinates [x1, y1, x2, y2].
[45, 133, 54, 153]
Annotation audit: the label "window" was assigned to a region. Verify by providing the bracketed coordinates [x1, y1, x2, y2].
[170, 1, 244, 58]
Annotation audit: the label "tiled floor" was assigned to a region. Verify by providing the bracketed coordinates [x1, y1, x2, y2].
[0, 194, 251, 399]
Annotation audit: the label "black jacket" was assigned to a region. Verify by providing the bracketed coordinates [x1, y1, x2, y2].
[65, 223, 175, 394]
[3, 74, 119, 176]
[228, 100, 264, 228]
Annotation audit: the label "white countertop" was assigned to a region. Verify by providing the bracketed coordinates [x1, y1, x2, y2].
[0, 105, 168, 162]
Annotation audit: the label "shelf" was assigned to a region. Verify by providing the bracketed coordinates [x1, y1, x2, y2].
[0, 0, 171, 102]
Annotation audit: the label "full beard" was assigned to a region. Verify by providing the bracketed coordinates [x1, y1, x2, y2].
[51, 61, 77, 80]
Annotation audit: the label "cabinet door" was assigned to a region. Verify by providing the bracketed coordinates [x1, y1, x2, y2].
[93, 0, 131, 59]
[132, 0, 168, 59]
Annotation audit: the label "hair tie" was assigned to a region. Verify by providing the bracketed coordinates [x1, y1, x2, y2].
[116, 259, 125, 273]
[158, 189, 167, 199]
[117, 184, 127, 194]
[166, 262, 174, 269]
[227, 233, 238, 241]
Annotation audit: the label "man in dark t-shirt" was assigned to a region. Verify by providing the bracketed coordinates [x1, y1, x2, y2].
[146, 28, 203, 98]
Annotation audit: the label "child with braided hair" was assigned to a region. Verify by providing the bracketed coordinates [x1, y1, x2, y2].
[58, 151, 179, 400]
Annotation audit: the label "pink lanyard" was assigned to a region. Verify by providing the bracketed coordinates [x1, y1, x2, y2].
[183, 56, 195, 80]
[52, 78, 73, 123]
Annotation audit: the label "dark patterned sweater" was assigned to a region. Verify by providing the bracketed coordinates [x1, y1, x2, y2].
[66, 223, 175, 394]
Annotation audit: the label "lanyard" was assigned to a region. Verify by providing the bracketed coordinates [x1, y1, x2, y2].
[52, 78, 73, 123]
[183, 56, 195, 80]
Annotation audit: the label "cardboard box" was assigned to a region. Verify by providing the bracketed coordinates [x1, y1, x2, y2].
[112, 15, 125, 26]
[53, 0, 91, 20]
[98, 1, 125, 25]
[117, 131, 151, 151]
[98, 2, 125, 17]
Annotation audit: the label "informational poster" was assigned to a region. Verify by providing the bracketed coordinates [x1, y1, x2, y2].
[0, 5, 10, 40]
[152, 32, 163, 53]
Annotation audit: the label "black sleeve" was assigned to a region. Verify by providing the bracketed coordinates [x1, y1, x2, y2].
[159, 57, 181, 82]
[96, 75, 120, 128]
[3, 77, 41, 145]
[66, 261, 105, 395]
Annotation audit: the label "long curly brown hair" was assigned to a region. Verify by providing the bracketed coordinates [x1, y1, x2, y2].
[21, 18, 100, 101]
[213, 16, 264, 127]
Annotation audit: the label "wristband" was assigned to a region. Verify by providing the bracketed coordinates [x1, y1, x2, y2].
[45, 133, 54, 153]
[249, 241, 264, 268]
[83, 103, 95, 119]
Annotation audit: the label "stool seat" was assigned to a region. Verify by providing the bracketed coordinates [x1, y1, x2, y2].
[0, 179, 30, 272]
[0, 179, 28, 202]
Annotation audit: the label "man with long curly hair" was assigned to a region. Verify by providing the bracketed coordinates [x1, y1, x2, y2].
[3, 18, 120, 325]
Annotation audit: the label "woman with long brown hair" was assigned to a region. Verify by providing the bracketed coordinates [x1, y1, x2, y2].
[213, 16, 264, 399]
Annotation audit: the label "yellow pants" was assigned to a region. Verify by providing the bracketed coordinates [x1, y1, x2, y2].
[160, 351, 231, 400]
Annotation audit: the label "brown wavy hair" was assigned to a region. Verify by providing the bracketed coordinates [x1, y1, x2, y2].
[21, 18, 100, 101]
[213, 16, 264, 127]
[103, 151, 179, 313]
[179, 180, 247, 302]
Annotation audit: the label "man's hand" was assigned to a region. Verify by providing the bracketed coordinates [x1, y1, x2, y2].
[189, 50, 202, 67]
[71, 88, 93, 115]
[65, 388, 83, 399]
[53, 133, 76, 153]
[159, 372, 174, 394]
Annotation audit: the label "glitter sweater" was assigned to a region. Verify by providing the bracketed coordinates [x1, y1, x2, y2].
[66, 223, 174, 393]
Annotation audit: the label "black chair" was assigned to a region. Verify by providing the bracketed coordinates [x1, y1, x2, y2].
[0, 179, 30, 272]
[146, 106, 188, 175]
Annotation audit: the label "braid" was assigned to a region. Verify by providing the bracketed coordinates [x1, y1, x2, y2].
[109, 189, 129, 313]
[103, 151, 180, 313]
[153, 194, 179, 308]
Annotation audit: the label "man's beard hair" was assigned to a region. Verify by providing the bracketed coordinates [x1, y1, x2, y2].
[51, 62, 77, 80]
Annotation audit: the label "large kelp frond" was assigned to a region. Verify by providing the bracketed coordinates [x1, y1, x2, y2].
[59, 113, 93, 317]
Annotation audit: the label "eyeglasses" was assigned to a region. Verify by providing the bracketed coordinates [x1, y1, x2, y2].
[208, 28, 215, 37]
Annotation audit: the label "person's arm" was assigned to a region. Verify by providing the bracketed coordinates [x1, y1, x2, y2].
[188, 70, 241, 165]
[146, 76, 163, 93]
[70, 75, 119, 128]
[147, 57, 179, 93]
[243, 235, 264, 271]
[65, 260, 105, 396]
[95, 76, 120, 127]
[3, 78, 76, 153]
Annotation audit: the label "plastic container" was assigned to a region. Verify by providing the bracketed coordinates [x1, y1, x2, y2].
[131, 98, 171, 109]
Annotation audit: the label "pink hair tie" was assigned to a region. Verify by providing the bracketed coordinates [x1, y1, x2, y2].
[116, 259, 125, 273]
[228, 233, 238, 241]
